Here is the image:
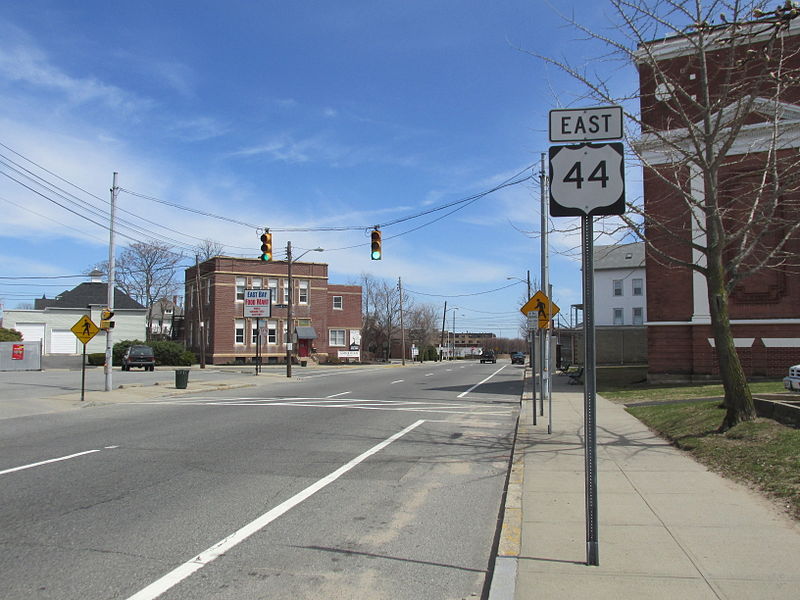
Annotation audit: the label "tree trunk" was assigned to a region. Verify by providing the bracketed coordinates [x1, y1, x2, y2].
[706, 253, 756, 432]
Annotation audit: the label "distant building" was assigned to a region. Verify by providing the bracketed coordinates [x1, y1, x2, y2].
[2, 270, 146, 355]
[184, 257, 362, 365]
[453, 331, 496, 349]
[147, 296, 184, 339]
[593, 242, 646, 327]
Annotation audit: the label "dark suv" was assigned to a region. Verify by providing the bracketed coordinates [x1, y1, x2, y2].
[480, 350, 497, 364]
[511, 352, 525, 364]
[122, 345, 155, 371]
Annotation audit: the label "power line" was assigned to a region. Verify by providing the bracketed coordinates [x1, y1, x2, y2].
[118, 165, 534, 236]
[404, 280, 521, 298]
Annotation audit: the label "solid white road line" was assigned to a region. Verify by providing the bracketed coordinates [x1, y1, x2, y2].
[125, 420, 427, 600]
[325, 391, 351, 398]
[0, 449, 102, 476]
[457, 365, 508, 398]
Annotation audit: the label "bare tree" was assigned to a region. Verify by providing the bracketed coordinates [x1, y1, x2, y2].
[360, 273, 403, 361]
[94, 240, 183, 339]
[407, 303, 440, 352]
[530, 1, 800, 430]
[194, 239, 225, 262]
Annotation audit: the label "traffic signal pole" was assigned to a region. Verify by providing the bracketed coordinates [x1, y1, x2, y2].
[105, 172, 117, 392]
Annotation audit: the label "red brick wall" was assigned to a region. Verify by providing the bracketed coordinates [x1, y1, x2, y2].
[185, 258, 361, 364]
[640, 27, 800, 381]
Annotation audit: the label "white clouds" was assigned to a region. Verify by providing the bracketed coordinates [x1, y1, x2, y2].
[169, 117, 229, 142]
[0, 26, 147, 114]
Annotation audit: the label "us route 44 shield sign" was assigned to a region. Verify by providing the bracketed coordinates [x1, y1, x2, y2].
[549, 142, 625, 217]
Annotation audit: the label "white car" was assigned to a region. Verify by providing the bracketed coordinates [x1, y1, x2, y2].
[783, 364, 800, 392]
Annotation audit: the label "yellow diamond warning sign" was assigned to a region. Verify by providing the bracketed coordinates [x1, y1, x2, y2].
[71, 315, 100, 345]
[520, 291, 560, 329]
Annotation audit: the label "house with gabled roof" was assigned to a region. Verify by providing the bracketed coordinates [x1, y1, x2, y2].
[2, 270, 147, 355]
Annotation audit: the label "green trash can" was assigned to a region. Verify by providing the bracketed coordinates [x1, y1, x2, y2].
[175, 369, 190, 389]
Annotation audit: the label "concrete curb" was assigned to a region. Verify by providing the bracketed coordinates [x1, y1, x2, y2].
[487, 370, 529, 599]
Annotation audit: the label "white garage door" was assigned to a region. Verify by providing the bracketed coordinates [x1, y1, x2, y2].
[15, 323, 45, 344]
[50, 329, 77, 354]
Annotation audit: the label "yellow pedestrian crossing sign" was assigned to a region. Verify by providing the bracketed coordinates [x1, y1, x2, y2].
[71, 315, 100, 345]
[520, 290, 560, 329]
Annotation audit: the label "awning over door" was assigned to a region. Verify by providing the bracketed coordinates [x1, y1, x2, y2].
[295, 326, 317, 340]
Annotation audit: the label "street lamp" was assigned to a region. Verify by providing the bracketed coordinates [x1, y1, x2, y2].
[286, 242, 324, 378]
[506, 271, 531, 298]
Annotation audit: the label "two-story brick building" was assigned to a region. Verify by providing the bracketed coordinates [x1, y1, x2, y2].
[638, 19, 800, 381]
[184, 257, 362, 365]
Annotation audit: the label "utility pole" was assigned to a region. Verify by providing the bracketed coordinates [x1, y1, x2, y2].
[398, 277, 406, 365]
[540, 152, 550, 417]
[105, 172, 117, 392]
[286, 241, 293, 378]
[195, 255, 206, 369]
[452, 309, 457, 360]
[440, 301, 447, 361]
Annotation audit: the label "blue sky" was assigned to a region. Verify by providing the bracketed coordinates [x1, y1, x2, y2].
[0, 1, 639, 337]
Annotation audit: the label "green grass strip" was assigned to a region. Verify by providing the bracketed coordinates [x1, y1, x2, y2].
[627, 400, 800, 520]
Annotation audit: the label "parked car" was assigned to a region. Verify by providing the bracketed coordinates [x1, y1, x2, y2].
[511, 352, 525, 365]
[784, 364, 800, 392]
[122, 345, 155, 371]
[480, 350, 497, 364]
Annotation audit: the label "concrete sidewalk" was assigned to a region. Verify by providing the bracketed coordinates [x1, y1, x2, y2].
[493, 372, 800, 599]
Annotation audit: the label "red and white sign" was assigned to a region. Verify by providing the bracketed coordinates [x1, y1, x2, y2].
[244, 289, 272, 318]
[11, 344, 24, 360]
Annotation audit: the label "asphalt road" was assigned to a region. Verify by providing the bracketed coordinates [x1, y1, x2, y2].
[0, 361, 523, 599]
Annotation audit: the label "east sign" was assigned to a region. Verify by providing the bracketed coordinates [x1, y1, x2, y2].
[549, 106, 623, 143]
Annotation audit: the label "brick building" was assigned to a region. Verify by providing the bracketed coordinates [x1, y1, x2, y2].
[184, 257, 362, 365]
[638, 19, 800, 381]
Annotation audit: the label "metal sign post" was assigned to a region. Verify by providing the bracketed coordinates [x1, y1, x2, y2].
[548, 104, 625, 568]
[244, 289, 271, 375]
[582, 216, 599, 566]
[71, 316, 100, 403]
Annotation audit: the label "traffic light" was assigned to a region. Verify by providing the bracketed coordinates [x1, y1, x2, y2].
[100, 308, 115, 330]
[260, 231, 273, 262]
[371, 228, 382, 260]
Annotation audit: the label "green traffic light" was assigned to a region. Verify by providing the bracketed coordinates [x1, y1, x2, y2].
[260, 253, 271, 261]
[371, 250, 381, 260]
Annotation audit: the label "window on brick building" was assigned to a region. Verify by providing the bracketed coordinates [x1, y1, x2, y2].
[236, 278, 246, 301]
[298, 280, 308, 304]
[268, 279, 278, 303]
[235, 319, 245, 344]
[613, 280, 623, 296]
[329, 329, 345, 346]
[267, 320, 277, 344]
[282, 280, 289, 304]
[633, 307, 644, 326]
[252, 321, 259, 344]
[632, 278, 643, 296]
[333, 296, 343, 310]
[251, 277, 262, 289]
[613, 308, 624, 325]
